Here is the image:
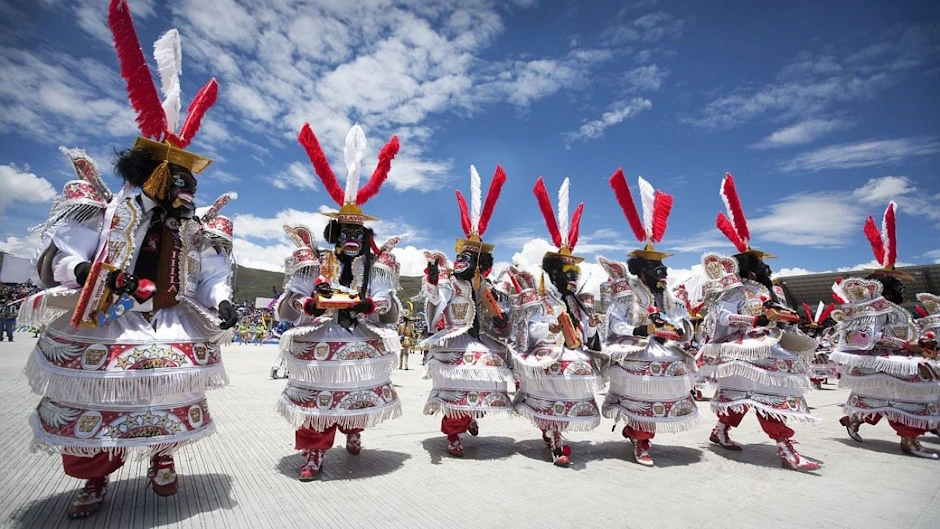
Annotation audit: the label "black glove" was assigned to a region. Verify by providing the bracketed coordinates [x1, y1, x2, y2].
[350, 298, 375, 314]
[632, 326, 649, 337]
[301, 297, 326, 317]
[755, 314, 771, 327]
[426, 261, 439, 285]
[676, 327, 685, 337]
[107, 270, 139, 296]
[218, 300, 238, 330]
[74, 262, 92, 286]
[315, 282, 334, 298]
[493, 312, 509, 329]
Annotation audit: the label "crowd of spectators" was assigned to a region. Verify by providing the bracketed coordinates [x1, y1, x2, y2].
[1, 281, 40, 341]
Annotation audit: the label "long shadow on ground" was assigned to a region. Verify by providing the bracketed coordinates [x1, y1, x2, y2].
[421, 435, 517, 465]
[276, 448, 410, 481]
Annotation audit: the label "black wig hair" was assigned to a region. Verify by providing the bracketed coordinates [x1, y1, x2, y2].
[113, 148, 159, 188]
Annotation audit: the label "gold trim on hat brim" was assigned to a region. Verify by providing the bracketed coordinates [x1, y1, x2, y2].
[132, 136, 212, 174]
[866, 268, 915, 282]
[322, 203, 379, 224]
[543, 251, 584, 264]
[628, 248, 673, 261]
[455, 237, 494, 254]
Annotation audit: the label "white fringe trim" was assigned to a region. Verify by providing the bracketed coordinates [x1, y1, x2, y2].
[830, 351, 921, 377]
[601, 406, 705, 434]
[276, 396, 402, 431]
[514, 370, 604, 395]
[838, 373, 940, 398]
[711, 399, 820, 425]
[701, 361, 812, 390]
[423, 400, 514, 418]
[29, 413, 215, 460]
[425, 361, 514, 384]
[606, 368, 695, 394]
[513, 404, 601, 432]
[843, 407, 940, 431]
[277, 353, 396, 385]
[702, 341, 773, 361]
[25, 353, 229, 403]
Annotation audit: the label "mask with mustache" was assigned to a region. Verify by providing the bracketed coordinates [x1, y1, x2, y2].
[324, 220, 370, 262]
[627, 257, 668, 293]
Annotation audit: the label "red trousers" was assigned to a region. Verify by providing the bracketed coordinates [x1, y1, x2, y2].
[441, 416, 472, 439]
[861, 414, 927, 438]
[624, 425, 655, 441]
[62, 453, 125, 480]
[718, 407, 793, 441]
[295, 425, 363, 450]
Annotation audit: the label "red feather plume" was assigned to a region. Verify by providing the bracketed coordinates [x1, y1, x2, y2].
[177, 78, 218, 148]
[818, 303, 835, 323]
[297, 124, 344, 206]
[357, 136, 399, 205]
[692, 301, 706, 315]
[108, 0, 166, 139]
[802, 303, 813, 323]
[716, 213, 747, 253]
[608, 168, 645, 242]
[477, 164, 507, 236]
[916, 305, 929, 318]
[883, 202, 897, 268]
[568, 202, 585, 250]
[651, 190, 673, 243]
[455, 190, 472, 238]
[721, 173, 750, 244]
[863, 215, 884, 266]
[533, 177, 562, 248]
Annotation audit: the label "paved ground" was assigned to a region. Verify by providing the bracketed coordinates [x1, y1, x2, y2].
[1, 335, 938, 529]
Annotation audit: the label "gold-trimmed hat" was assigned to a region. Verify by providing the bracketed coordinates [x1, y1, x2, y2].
[608, 169, 675, 261]
[715, 173, 776, 259]
[863, 202, 914, 281]
[454, 164, 507, 254]
[297, 123, 398, 226]
[108, 2, 218, 179]
[533, 177, 586, 264]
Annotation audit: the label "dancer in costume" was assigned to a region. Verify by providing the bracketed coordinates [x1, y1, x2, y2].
[833, 202, 940, 459]
[699, 173, 820, 471]
[21, 2, 238, 518]
[422, 165, 514, 457]
[674, 284, 709, 401]
[799, 302, 838, 389]
[509, 177, 603, 467]
[597, 170, 698, 466]
[399, 315, 415, 370]
[275, 123, 403, 480]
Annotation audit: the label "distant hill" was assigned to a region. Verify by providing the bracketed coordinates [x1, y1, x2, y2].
[233, 264, 423, 302]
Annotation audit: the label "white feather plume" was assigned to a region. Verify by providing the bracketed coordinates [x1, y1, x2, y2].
[637, 176, 655, 240]
[558, 178, 570, 243]
[881, 201, 896, 268]
[343, 124, 367, 204]
[469, 164, 482, 233]
[153, 29, 182, 133]
[814, 301, 825, 323]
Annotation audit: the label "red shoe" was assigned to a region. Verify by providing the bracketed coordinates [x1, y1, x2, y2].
[447, 437, 464, 457]
[67, 477, 109, 519]
[467, 419, 479, 436]
[346, 433, 362, 455]
[148, 455, 178, 497]
[551, 437, 571, 466]
[776, 439, 820, 471]
[709, 422, 742, 451]
[633, 440, 654, 467]
[299, 450, 323, 481]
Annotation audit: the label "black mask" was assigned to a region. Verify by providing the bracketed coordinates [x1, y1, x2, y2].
[453, 251, 479, 281]
[165, 166, 197, 216]
[334, 223, 366, 259]
[870, 273, 905, 305]
[736, 253, 775, 300]
[628, 257, 668, 293]
[550, 267, 579, 295]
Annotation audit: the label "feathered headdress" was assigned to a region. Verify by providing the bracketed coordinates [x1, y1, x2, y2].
[108, 0, 217, 174]
[801, 301, 835, 327]
[454, 165, 507, 254]
[608, 168, 674, 261]
[863, 201, 913, 281]
[715, 173, 774, 258]
[533, 177, 585, 264]
[297, 123, 400, 225]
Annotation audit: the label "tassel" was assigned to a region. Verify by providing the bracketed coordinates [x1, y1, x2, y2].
[142, 160, 170, 200]
[539, 273, 546, 297]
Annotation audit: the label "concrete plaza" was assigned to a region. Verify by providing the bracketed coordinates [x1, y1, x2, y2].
[1, 337, 938, 529]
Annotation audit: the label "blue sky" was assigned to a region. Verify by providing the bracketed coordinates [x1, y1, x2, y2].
[1, 0, 938, 287]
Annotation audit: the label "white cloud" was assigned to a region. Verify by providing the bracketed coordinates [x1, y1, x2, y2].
[923, 250, 940, 264]
[747, 193, 863, 247]
[774, 267, 820, 278]
[602, 11, 684, 44]
[623, 64, 668, 92]
[0, 164, 57, 215]
[836, 259, 917, 273]
[751, 119, 847, 149]
[0, 232, 43, 258]
[270, 162, 319, 191]
[392, 245, 434, 276]
[779, 137, 940, 173]
[563, 97, 652, 146]
[665, 229, 737, 253]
